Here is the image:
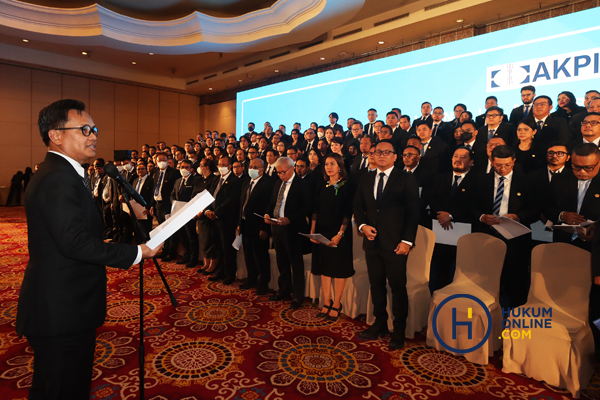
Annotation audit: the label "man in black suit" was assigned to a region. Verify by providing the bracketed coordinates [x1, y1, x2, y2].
[328, 112, 344, 134]
[508, 85, 536, 124]
[477, 106, 516, 145]
[265, 157, 311, 309]
[475, 96, 508, 127]
[429, 147, 476, 291]
[570, 91, 600, 139]
[16, 99, 160, 400]
[471, 136, 506, 176]
[529, 142, 571, 220]
[410, 102, 433, 133]
[449, 103, 467, 129]
[571, 112, 600, 149]
[354, 139, 420, 349]
[528, 95, 571, 149]
[402, 145, 434, 229]
[170, 160, 199, 268]
[264, 149, 279, 179]
[470, 145, 538, 307]
[239, 158, 274, 294]
[351, 135, 375, 177]
[120, 161, 154, 242]
[365, 108, 378, 136]
[302, 129, 317, 154]
[205, 156, 242, 285]
[431, 106, 451, 142]
[151, 152, 180, 261]
[415, 120, 450, 174]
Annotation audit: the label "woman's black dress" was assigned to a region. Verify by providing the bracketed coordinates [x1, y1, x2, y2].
[311, 179, 355, 278]
[194, 174, 220, 259]
[515, 143, 545, 175]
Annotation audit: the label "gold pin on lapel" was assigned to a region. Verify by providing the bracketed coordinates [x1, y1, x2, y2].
[462, 188, 465, 192]
[596, 194, 599, 198]
[517, 192, 521, 196]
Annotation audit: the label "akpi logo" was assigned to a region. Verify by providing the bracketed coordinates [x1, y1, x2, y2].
[486, 47, 600, 92]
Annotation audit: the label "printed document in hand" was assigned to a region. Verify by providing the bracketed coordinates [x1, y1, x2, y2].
[432, 220, 471, 246]
[254, 212, 279, 222]
[553, 220, 596, 235]
[299, 233, 336, 247]
[147, 190, 214, 249]
[122, 200, 147, 220]
[232, 234, 242, 250]
[492, 216, 531, 239]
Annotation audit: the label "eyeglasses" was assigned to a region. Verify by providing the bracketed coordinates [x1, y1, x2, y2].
[276, 166, 292, 176]
[54, 125, 98, 137]
[402, 153, 419, 158]
[375, 150, 396, 156]
[581, 120, 600, 127]
[572, 161, 599, 172]
[533, 102, 549, 107]
[486, 114, 501, 118]
[547, 151, 567, 157]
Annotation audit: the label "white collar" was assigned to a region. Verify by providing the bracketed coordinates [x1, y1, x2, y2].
[49, 150, 85, 178]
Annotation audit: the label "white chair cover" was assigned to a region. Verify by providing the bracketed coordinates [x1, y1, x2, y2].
[365, 226, 436, 337]
[426, 233, 506, 365]
[502, 243, 593, 399]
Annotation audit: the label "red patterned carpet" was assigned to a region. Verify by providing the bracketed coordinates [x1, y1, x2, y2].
[1, 206, 600, 400]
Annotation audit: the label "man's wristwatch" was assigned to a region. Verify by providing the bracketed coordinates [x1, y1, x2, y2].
[338, 231, 344, 237]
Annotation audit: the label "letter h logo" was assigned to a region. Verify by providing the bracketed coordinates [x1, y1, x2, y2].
[452, 307, 472, 339]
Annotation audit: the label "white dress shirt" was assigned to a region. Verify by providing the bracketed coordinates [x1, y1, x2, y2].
[277, 173, 295, 218]
[493, 171, 513, 216]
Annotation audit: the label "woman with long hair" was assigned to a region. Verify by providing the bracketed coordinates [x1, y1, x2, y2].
[514, 119, 544, 174]
[552, 91, 586, 122]
[310, 154, 355, 320]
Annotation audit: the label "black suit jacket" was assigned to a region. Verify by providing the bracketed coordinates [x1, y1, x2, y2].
[470, 170, 539, 233]
[410, 165, 435, 228]
[267, 174, 311, 233]
[478, 123, 517, 146]
[239, 175, 274, 234]
[364, 122, 376, 136]
[545, 172, 600, 244]
[171, 174, 197, 203]
[302, 139, 317, 155]
[429, 171, 476, 223]
[353, 167, 420, 251]
[16, 153, 137, 337]
[529, 115, 571, 150]
[208, 172, 242, 226]
[528, 166, 570, 215]
[420, 137, 450, 174]
[476, 113, 509, 127]
[153, 166, 179, 206]
[131, 175, 155, 210]
[509, 104, 530, 124]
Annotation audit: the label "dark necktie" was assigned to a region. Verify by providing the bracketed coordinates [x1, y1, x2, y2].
[537, 120, 544, 131]
[242, 181, 254, 217]
[432, 124, 438, 137]
[135, 178, 142, 193]
[523, 105, 530, 118]
[488, 129, 496, 140]
[360, 156, 368, 170]
[451, 175, 460, 197]
[273, 181, 287, 218]
[376, 172, 385, 203]
[213, 177, 225, 198]
[154, 170, 164, 197]
[493, 176, 505, 215]
[82, 174, 92, 196]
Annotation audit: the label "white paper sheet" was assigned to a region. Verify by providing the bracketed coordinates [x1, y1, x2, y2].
[122, 200, 148, 220]
[553, 220, 596, 235]
[171, 200, 187, 216]
[254, 212, 279, 222]
[530, 220, 553, 242]
[492, 216, 531, 239]
[147, 190, 214, 249]
[299, 233, 336, 247]
[232, 234, 242, 250]
[431, 220, 471, 246]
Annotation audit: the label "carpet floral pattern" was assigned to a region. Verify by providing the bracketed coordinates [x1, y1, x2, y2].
[1, 206, 599, 399]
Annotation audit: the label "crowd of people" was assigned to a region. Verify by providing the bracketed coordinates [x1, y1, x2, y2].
[80, 85, 600, 352]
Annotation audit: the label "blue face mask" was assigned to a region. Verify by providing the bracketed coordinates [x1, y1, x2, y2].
[248, 168, 260, 180]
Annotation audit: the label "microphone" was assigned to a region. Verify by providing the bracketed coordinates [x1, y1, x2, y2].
[104, 163, 147, 207]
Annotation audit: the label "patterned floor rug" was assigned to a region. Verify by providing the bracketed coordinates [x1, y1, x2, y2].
[1, 206, 599, 400]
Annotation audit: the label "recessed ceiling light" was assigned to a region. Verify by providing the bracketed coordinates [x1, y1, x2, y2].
[378, 41, 384, 45]
[149, 53, 154, 55]
[238, 79, 243, 82]
[457, 19, 464, 23]
[274, 69, 279, 73]
[81, 51, 88, 56]
[208, 88, 213, 91]
[22, 39, 29, 43]
[131, 61, 137, 65]
[320, 57, 325, 60]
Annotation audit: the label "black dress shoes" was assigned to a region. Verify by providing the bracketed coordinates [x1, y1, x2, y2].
[290, 299, 303, 309]
[357, 324, 390, 340]
[222, 277, 235, 285]
[239, 281, 258, 290]
[389, 332, 405, 350]
[255, 288, 269, 296]
[268, 294, 291, 302]
[201, 268, 216, 276]
[208, 275, 224, 282]
[185, 260, 198, 269]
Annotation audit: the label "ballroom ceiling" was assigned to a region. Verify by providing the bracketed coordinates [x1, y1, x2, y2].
[0, 0, 584, 96]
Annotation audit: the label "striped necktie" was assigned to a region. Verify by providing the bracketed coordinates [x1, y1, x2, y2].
[493, 176, 505, 216]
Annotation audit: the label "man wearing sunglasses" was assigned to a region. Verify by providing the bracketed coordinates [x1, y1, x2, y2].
[16, 99, 162, 400]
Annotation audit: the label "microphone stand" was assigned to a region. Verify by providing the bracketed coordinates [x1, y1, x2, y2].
[121, 192, 178, 400]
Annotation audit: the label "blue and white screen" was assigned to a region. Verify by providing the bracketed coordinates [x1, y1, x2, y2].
[237, 7, 600, 132]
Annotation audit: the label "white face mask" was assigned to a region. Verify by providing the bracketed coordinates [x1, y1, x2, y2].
[197, 167, 203, 175]
[116, 165, 124, 172]
[218, 166, 230, 176]
[317, 131, 325, 139]
[180, 168, 191, 178]
[124, 163, 133, 172]
[157, 161, 168, 170]
[248, 168, 260, 180]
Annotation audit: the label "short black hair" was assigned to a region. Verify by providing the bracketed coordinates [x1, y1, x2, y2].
[386, 111, 398, 118]
[521, 85, 535, 93]
[368, 108, 377, 113]
[546, 141, 570, 153]
[486, 96, 498, 102]
[454, 146, 474, 160]
[94, 158, 105, 167]
[485, 106, 504, 115]
[38, 99, 86, 146]
[376, 139, 397, 154]
[403, 145, 420, 155]
[329, 112, 339, 120]
[534, 95, 553, 106]
[360, 135, 376, 146]
[415, 119, 432, 129]
[454, 103, 467, 111]
[400, 115, 411, 122]
[573, 143, 600, 157]
[491, 145, 515, 160]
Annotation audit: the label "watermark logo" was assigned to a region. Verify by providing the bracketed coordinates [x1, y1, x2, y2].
[486, 47, 600, 92]
[500, 307, 552, 340]
[431, 294, 492, 354]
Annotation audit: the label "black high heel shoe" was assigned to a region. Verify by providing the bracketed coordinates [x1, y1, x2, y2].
[316, 299, 333, 318]
[325, 303, 343, 321]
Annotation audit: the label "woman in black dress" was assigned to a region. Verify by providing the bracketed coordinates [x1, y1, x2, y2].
[194, 158, 220, 274]
[515, 120, 544, 174]
[310, 154, 355, 320]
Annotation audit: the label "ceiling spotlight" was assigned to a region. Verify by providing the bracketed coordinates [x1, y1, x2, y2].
[238, 79, 243, 82]
[131, 61, 137, 65]
[457, 19, 464, 23]
[208, 88, 213, 91]
[22, 39, 29, 43]
[81, 51, 88, 56]
[149, 53, 154, 55]
[320, 57, 325, 60]
[378, 41, 384, 45]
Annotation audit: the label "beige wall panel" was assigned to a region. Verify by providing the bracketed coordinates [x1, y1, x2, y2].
[138, 114, 159, 134]
[32, 70, 60, 85]
[0, 122, 31, 146]
[0, 99, 31, 123]
[32, 81, 61, 106]
[0, 78, 31, 101]
[138, 87, 159, 115]
[114, 130, 137, 150]
[0, 64, 31, 82]
[159, 116, 179, 137]
[114, 84, 138, 114]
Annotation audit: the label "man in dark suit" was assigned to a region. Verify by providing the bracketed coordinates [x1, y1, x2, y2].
[402, 145, 434, 229]
[354, 139, 420, 349]
[150, 152, 180, 261]
[364, 108, 378, 136]
[459, 121, 487, 170]
[351, 135, 375, 177]
[528, 95, 571, 149]
[508, 85, 536, 124]
[431, 106, 451, 142]
[328, 112, 344, 134]
[429, 147, 476, 291]
[475, 96, 508, 127]
[239, 158, 274, 294]
[477, 106, 516, 145]
[570, 91, 600, 140]
[470, 145, 538, 307]
[410, 102, 433, 133]
[415, 120, 450, 174]
[570, 112, 600, 149]
[16, 99, 160, 400]
[302, 129, 317, 154]
[449, 103, 467, 129]
[265, 157, 311, 309]
[120, 161, 155, 242]
[529, 142, 571, 220]
[170, 160, 199, 268]
[264, 149, 279, 179]
[205, 157, 242, 285]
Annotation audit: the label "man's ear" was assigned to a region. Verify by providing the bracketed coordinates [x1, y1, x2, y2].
[48, 129, 61, 146]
